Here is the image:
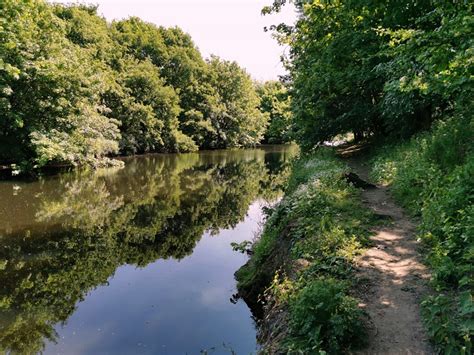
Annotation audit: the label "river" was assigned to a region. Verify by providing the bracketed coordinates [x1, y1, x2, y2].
[0, 145, 297, 354]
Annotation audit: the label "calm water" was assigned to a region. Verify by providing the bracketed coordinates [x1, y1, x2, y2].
[0, 145, 297, 354]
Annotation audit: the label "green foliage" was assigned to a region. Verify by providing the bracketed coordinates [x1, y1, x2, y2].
[256, 81, 292, 144]
[0, 0, 121, 168]
[421, 292, 473, 355]
[30, 104, 121, 168]
[370, 112, 474, 352]
[286, 279, 365, 354]
[231, 240, 253, 254]
[266, 0, 473, 147]
[0, 0, 268, 172]
[206, 56, 269, 148]
[236, 150, 374, 353]
[105, 57, 188, 154]
[110, 17, 218, 148]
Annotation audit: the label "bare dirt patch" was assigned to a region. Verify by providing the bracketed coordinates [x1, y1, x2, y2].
[342, 152, 433, 354]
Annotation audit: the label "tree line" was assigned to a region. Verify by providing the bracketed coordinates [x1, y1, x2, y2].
[0, 0, 292, 173]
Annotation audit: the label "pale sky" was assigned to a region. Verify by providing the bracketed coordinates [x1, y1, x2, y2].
[49, 0, 296, 81]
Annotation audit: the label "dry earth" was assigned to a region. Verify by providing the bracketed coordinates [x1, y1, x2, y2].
[341, 147, 433, 354]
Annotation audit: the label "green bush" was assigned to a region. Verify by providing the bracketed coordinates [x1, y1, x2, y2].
[286, 279, 365, 354]
[421, 292, 473, 355]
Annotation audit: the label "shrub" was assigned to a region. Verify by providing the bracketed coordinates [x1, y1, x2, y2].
[285, 278, 365, 354]
[421, 292, 473, 355]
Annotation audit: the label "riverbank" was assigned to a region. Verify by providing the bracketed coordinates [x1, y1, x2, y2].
[236, 136, 473, 353]
[236, 148, 377, 353]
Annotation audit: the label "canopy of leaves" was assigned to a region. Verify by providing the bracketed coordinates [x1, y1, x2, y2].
[266, 0, 473, 148]
[206, 56, 269, 148]
[256, 81, 293, 144]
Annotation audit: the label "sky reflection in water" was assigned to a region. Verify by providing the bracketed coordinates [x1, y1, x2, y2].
[0, 145, 297, 354]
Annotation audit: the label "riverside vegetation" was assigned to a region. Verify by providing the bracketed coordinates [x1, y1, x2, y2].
[1, 0, 472, 353]
[236, 0, 473, 354]
[236, 149, 376, 353]
[0, 0, 291, 174]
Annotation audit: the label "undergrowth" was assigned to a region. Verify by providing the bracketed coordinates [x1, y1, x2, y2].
[236, 149, 375, 354]
[370, 112, 474, 354]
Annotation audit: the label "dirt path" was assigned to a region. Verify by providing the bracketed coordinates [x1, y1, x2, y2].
[342, 152, 433, 354]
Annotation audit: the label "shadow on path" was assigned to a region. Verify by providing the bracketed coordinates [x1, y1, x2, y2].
[339, 145, 433, 354]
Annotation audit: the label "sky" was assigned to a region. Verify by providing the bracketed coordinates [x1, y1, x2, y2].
[50, 0, 296, 81]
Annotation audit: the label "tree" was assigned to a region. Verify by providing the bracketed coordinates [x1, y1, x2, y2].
[0, 0, 121, 169]
[111, 18, 217, 148]
[0, 1, 272, 172]
[256, 81, 292, 143]
[206, 56, 268, 148]
[264, 0, 472, 147]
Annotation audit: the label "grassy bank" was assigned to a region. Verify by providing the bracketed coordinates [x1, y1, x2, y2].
[368, 114, 473, 354]
[236, 115, 473, 353]
[236, 149, 377, 353]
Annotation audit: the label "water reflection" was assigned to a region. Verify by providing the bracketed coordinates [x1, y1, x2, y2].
[0, 145, 297, 354]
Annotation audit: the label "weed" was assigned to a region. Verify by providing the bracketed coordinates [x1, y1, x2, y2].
[284, 278, 366, 354]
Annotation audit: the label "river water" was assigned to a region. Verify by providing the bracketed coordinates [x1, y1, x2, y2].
[0, 145, 297, 354]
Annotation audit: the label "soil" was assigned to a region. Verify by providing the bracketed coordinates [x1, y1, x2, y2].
[341, 147, 433, 354]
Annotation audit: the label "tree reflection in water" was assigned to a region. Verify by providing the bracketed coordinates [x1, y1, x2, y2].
[0, 146, 297, 353]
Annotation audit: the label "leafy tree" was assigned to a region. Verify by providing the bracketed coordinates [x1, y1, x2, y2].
[52, 3, 115, 59]
[110, 18, 217, 148]
[206, 56, 268, 148]
[0, 0, 121, 168]
[264, 0, 473, 147]
[375, 2, 473, 137]
[0, 1, 271, 171]
[103, 57, 196, 154]
[256, 81, 292, 143]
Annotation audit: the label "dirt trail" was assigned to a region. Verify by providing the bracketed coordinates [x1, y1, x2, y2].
[341, 149, 433, 354]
